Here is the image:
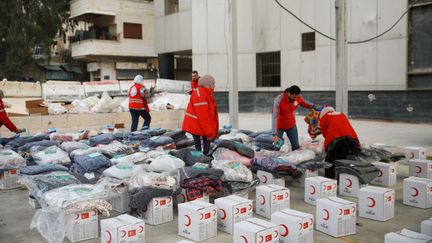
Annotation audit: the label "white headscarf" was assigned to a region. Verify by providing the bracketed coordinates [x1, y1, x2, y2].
[198, 75, 216, 89]
[134, 75, 144, 84]
[320, 106, 335, 119]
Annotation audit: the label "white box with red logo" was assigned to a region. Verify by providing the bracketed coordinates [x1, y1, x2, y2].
[234, 217, 279, 243]
[271, 209, 314, 243]
[257, 170, 285, 187]
[385, 229, 432, 243]
[403, 177, 432, 209]
[359, 186, 395, 221]
[100, 214, 145, 243]
[139, 196, 173, 225]
[292, 168, 319, 188]
[0, 168, 19, 189]
[316, 197, 356, 238]
[338, 173, 367, 198]
[304, 176, 337, 205]
[64, 210, 98, 242]
[108, 186, 131, 213]
[409, 159, 432, 179]
[405, 147, 427, 160]
[421, 218, 432, 237]
[256, 184, 290, 219]
[371, 162, 397, 186]
[215, 195, 253, 234]
[176, 189, 209, 204]
[178, 200, 217, 242]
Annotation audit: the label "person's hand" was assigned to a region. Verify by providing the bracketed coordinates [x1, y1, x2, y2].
[272, 135, 280, 143]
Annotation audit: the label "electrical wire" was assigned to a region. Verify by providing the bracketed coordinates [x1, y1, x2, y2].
[274, 0, 416, 44]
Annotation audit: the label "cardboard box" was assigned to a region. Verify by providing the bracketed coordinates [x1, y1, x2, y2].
[316, 197, 356, 238]
[405, 147, 427, 160]
[271, 209, 314, 243]
[139, 196, 173, 225]
[403, 177, 432, 209]
[234, 218, 279, 243]
[176, 189, 209, 204]
[409, 159, 432, 179]
[257, 170, 285, 187]
[25, 99, 44, 108]
[0, 168, 19, 189]
[304, 176, 337, 205]
[338, 173, 367, 198]
[421, 218, 432, 237]
[178, 200, 217, 242]
[385, 229, 432, 243]
[28, 195, 41, 209]
[215, 195, 253, 234]
[292, 168, 319, 187]
[256, 184, 290, 219]
[108, 186, 131, 213]
[359, 186, 395, 221]
[27, 107, 48, 115]
[65, 210, 98, 242]
[101, 214, 145, 243]
[371, 162, 397, 186]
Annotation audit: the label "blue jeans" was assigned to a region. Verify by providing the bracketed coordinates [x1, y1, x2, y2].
[277, 126, 300, 150]
[130, 109, 151, 132]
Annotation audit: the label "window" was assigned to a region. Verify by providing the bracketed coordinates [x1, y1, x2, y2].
[301, 32, 315, 52]
[256, 51, 281, 87]
[123, 23, 142, 39]
[165, 0, 179, 15]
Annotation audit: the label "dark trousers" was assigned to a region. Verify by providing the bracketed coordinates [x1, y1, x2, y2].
[325, 137, 360, 179]
[277, 126, 300, 150]
[192, 135, 211, 155]
[130, 109, 151, 132]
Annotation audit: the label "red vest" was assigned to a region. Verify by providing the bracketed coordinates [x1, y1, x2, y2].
[128, 84, 149, 112]
[276, 94, 309, 130]
[320, 112, 360, 151]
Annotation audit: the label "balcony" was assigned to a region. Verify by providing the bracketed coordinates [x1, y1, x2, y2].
[69, 0, 116, 21]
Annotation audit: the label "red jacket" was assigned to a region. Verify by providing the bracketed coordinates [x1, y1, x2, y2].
[182, 86, 219, 138]
[128, 83, 150, 112]
[272, 93, 313, 133]
[320, 111, 360, 151]
[191, 76, 200, 89]
[0, 99, 18, 133]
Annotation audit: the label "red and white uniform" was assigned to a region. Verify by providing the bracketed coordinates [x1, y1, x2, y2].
[272, 93, 313, 134]
[128, 83, 150, 112]
[320, 111, 360, 151]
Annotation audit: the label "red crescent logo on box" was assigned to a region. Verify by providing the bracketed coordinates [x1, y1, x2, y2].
[272, 194, 277, 200]
[200, 213, 204, 220]
[184, 215, 191, 226]
[411, 187, 419, 197]
[262, 175, 268, 183]
[368, 197, 376, 208]
[105, 230, 112, 243]
[248, 204, 253, 211]
[338, 209, 343, 215]
[91, 210, 97, 216]
[235, 208, 239, 214]
[143, 205, 148, 213]
[220, 209, 227, 220]
[410, 152, 415, 159]
[213, 209, 217, 216]
[120, 230, 126, 238]
[346, 178, 353, 188]
[378, 170, 383, 177]
[298, 223, 302, 230]
[352, 206, 356, 213]
[280, 224, 289, 237]
[168, 197, 172, 203]
[323, 209, 330, 220]
[155, 200, 159, 206]
[258, 235, 264, 243]
[310, 185, 316, 195]
[138, 226, 144, 233]
[416, 166, 422, 174]
[285, 192, 289, 198]
[310, 218, 314, 226]
[240, 235, 248, 243]
[75, 214, 79, 220]
[273, 230, 279, 238]
[260, 195, 266, 205]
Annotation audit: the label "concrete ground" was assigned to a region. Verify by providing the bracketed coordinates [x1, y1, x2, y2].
[1, 113, 432, 243]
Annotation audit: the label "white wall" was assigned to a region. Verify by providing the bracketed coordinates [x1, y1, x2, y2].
[188, 0, 408, 92]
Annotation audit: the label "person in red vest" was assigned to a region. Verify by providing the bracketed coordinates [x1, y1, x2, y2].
[128, 75, 151, 132]
[188, 70, 200, 94]
[272, 85, 314, 150]
[0, 90, 25, 134]
[182, 75, 219, 155]
[319, 106, 361, 179]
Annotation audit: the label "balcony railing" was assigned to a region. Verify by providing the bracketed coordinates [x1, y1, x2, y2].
[69, 29, 118, 43]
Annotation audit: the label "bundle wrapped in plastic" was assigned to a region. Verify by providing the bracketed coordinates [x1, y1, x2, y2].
[0, 148, 27, 168]
[219, 131, 252, 144]
[31, 146, 71, 165]
[88, 133, 116, 146]
[149, 92, 190, 110]
[69, 96, 99, 114]
[212, 160, 253, 182]
[49, 133, 79, 143]
[212, 148, 252, 167]
[147, 155, 185, 173]
[91, 92, 118, 113]
[128, 171, 178, 191]
[278, 149, 316, 165]
[300, 137, 324, 155]
[70, 146, 100, 159]
[47, 103, 67, 115]
[97, 140, 134, 158]
[102, 163, 145, 180]
[61, 141, 90, 154]
[110, 152, 148, 165]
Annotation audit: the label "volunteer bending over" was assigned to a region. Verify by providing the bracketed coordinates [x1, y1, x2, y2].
[272, 85, 315, 151]
[128, 75, 151, 132]
[0, 90, 25, 134]
[182, 75, 219, 155]
[320, 106, 361, 179]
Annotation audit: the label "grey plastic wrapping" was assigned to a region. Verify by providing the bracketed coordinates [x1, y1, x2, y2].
[98, 140, 134, 158]
[31, 209, 66, 243]
[0, 148, 26, 168]
[128, 171, 178, 191]
[70, 146, 101, 159]
[60, 141, 90, 154]
[31, 146, 71, 165]
[211, 160, 253, 182]
[278, 149, 316, 165]
[102, 163, 145, 180]
[147, 155, 185, 173]
[110, 152, 148, 165]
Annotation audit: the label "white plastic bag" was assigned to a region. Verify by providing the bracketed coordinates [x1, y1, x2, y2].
[110, 152, 147, 165]
[147, 155, 185, 173]
[47, 103, 67, 115]
[278, 149, 316, 165]
[128, 171, 178, 191]
[102, 163, 144, 180]
[212, 160, 253, 182]
[32, 146, 71, 165]
[0, 149, 27, 168]
[31, 209, 66, 243]
[91, 92, 117, 113]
